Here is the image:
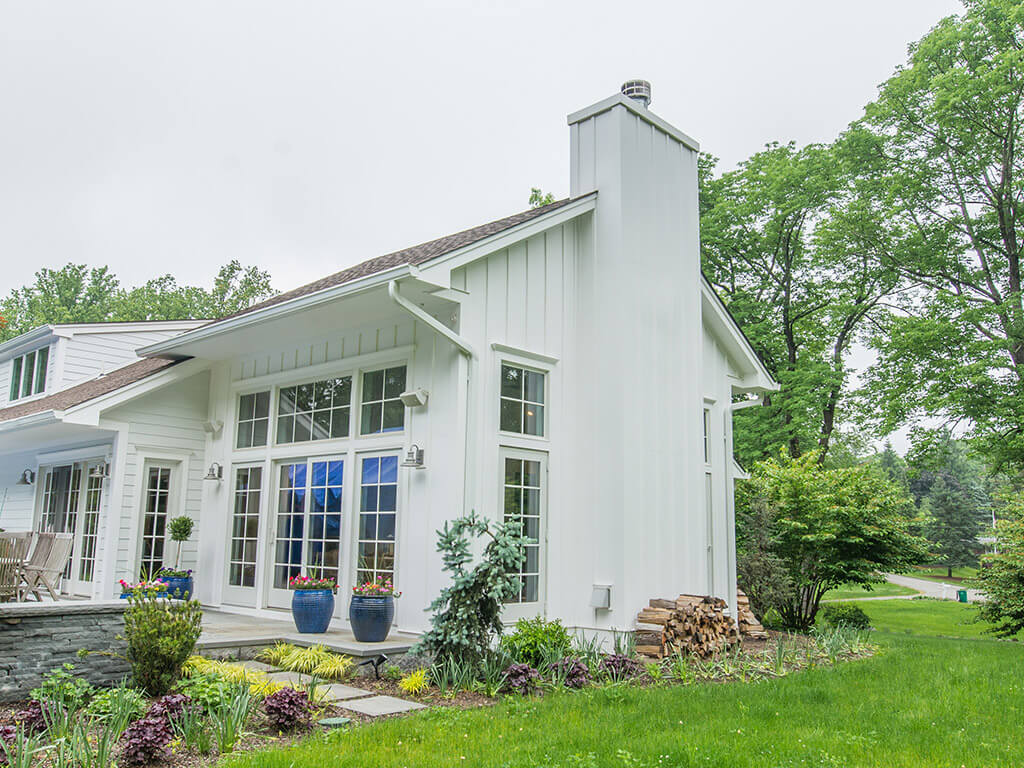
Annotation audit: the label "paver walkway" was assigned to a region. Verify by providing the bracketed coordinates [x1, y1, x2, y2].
[260, 664, 427, 716]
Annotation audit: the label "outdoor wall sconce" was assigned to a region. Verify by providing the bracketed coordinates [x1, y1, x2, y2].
[400, 445, 425, 470]
[204, 462, 224, 482]
[15, 469, 35, 486]
[89, 461, 110, 479]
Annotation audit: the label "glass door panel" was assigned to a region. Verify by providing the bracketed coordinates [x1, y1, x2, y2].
[267, 457, 344, 610]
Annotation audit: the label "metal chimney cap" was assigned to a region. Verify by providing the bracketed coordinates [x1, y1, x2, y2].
[621, 79, 652, 108]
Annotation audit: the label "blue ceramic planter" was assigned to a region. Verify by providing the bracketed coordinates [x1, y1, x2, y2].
[349, 595, 394, 642]
[292, 589, 335, 633]
[160, 576, 193, 600]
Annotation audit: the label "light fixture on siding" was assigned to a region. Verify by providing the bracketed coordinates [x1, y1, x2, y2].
[204, 462, 224, 482]
[400, 445, 425, 470]
[15, 469, 35, 486]
[399, 388, 429, 408]
[89, 462, 110, 479]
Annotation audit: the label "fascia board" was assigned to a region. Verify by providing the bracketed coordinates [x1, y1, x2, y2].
[137, 265, 413, 357]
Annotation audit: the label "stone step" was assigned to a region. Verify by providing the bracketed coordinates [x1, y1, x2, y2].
[338, 695, 427, 717]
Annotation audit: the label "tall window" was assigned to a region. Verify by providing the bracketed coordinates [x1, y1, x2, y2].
[236, 391, 270, 448]
[277, 378, 352, 444]
[9, 347, 48, 401]
[500, 364, 545, 436]
[360, 366, 406, 435]
[229, 466, 262, 587]
[503, 455, 543, 604]
[357, 455, 398, 585]
[272, 460, 344, 589]
[140, 466, 171, 578]
[77, 472, 103, 583]
[703, 408, 711, 465]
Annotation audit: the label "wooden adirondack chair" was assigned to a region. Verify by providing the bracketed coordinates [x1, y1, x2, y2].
[0, 535, 30, 602]
[21, 532, 73, 601]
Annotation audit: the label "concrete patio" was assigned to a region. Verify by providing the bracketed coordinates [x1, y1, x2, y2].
[197, 608, 419, 662]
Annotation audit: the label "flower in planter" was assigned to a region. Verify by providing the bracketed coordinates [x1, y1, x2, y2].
[288, 574, 338, 592]
[352, 577, 402, 598]
[119, 578, 169, 597]
[156, 567, 194, 580]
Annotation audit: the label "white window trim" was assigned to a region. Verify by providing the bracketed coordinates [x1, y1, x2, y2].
[492, 345, 555, 446]
[222, 462, 266, 604]
[228, 353, 412, 457]
[127, 453, 190, 581]
[8, 346, 50, 403]
[499, 446, 548, 620]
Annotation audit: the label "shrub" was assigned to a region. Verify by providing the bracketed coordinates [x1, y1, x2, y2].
[976, 508, 1024, 637]
[502, 663, 540, 695]
[600, 654, 644, 681]
[121, 716, 172, 766]
[398, 669, 430, 696]
[818, 603, 872, 630]
[123, 594, 203, 695]
[500, 617, 572, 668]
[414, 512, 529, 666]
[263, 687, 310, 731]
[30, 663, 92, 711]
[550, 657, 591, 689]
[13, 702, 45, 735]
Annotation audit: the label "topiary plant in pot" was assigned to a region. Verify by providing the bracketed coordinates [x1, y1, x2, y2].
[158, 516, 195, 599]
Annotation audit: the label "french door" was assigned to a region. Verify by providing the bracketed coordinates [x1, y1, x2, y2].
[266, 456, 345, 609]
[37, 460, 105, 596]
[138, 463, 177, 579]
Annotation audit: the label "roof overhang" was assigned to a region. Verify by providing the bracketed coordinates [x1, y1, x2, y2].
[701, 277, 778, 394]
[139, 194, 598, 361]
[0, 326, 56, 361]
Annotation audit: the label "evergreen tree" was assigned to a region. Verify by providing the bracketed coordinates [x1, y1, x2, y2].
[922, 475, 985, 578]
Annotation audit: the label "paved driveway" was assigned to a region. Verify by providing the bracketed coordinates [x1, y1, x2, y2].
[886, 573, 985, 602]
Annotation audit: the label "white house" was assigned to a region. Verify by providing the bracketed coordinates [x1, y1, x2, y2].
[0, 82, 776, 635]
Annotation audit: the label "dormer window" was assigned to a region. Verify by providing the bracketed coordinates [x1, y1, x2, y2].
[9, 347, 49, 401]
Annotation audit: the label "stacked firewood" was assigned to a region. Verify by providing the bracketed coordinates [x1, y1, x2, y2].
[634, 594, 741, 659]
[735, 589, 768, 640]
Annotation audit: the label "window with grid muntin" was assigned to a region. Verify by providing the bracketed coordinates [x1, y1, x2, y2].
[229, 466, 262, 588]
[500, 364, 545, 436]
[359, 366, 406, 435]
[77, 472, 103, 583]
[357, 455, 398, 585]
[236, 391, 270, 448]
[276, 377, 352, 444]
[140, 466, 171, 578]
[503, 456, 542, 603]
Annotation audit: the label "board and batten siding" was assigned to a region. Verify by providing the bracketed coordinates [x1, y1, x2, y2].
[101, 371, 210, 586]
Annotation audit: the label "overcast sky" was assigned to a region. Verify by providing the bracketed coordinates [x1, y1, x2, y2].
[0, 1, 963, 450]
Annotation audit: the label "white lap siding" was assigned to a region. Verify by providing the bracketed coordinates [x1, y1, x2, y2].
[101, 371, 210, 589]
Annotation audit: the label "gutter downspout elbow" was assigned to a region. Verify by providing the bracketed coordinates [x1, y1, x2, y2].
[387, 280, 475, 359]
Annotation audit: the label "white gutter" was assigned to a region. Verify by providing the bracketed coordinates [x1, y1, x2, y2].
[387, 280, 475, 359]
[0, 410, 62, 434]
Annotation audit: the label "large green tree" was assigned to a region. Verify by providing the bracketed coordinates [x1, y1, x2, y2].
[700, 144, 899, 465]
[0, 260, 274, 341]
[855, 0, 1024, 470]
[739, 452, 927, 630]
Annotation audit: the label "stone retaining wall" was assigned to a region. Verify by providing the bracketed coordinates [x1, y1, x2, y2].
[0, 601, 130, 702]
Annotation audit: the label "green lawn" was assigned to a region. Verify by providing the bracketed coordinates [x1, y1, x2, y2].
[225, 601, 1024, 768]
[822, 581, 918, 600]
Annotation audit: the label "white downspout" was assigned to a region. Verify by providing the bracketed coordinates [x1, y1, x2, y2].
[387, 280, 477, 523]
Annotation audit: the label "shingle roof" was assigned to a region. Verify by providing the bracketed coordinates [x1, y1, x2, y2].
[0, 357, 182, 423]
[213, 198, 575, 324]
